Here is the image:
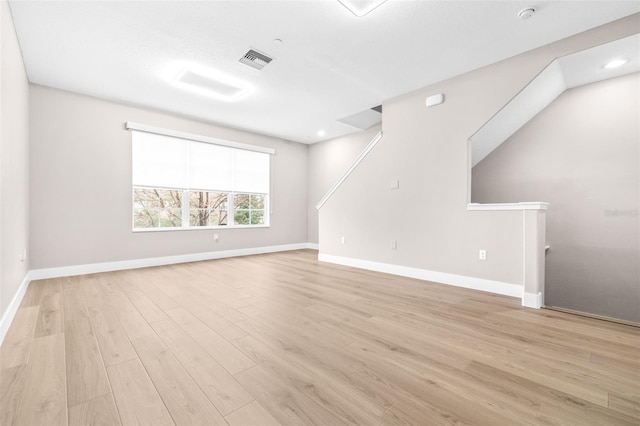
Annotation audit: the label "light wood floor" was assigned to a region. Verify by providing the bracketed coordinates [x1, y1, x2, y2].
[1, 250, 639, 425]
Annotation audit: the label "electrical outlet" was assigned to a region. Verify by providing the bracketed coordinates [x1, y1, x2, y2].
[479, 249, 487, 261]
[340, 236, 345, 244]
[390, 179, 400, 190]
[213, 233, 219, 242]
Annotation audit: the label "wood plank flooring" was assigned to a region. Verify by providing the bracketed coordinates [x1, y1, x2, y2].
[1, 249, 638, 425]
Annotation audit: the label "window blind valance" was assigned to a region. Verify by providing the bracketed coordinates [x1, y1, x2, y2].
[125, 122, 275, 155]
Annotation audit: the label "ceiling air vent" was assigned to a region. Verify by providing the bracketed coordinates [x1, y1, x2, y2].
[239, 49, 273, 70]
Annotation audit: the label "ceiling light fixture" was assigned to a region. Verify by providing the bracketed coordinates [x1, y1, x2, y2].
[166, 62, 253, 102]
[317, 130, 326, 137]
[604, 58, 628, 69]
[338, 0, 388, 17]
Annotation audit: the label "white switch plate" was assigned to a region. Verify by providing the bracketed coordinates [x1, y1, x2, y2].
[479, 249, 487, 261]
[341, 236, 345, 244]
[213, 233, 219, 242]
[390, 179, 399, 190]
[391, 240, 397, 250]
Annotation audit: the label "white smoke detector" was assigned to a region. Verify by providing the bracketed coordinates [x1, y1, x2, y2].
[517, 7, 536, 20]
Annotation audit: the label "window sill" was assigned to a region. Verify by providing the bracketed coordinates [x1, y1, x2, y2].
[132, 224, 270, 233]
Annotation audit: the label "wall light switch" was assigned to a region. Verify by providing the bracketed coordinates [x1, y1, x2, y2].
[479, 249, 487, 261]
[341, 236, 345, 244]
[390, 179, 399, 190]
[213, 233, 219, 242]
[391, 240, 397, 250]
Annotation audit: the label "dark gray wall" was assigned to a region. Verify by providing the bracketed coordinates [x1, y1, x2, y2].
[472, 72, 639, 323]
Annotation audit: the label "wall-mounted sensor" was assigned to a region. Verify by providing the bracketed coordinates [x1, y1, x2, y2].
[517, 7, 536, 20]
[426, 94, 444, 107]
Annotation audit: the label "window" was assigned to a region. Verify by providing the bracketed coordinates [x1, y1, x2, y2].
[130, 125, 272, 230]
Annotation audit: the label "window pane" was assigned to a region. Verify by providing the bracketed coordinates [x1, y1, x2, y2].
[133, 188, 182, 228]
[234, 193, 250, 209]
[234, 210, 250, 225]
[250, 194, 265, 209]
[133, 189, 182, 228]
[189, 191, 228, 227]
[251, 210, 264, 225]
[134, 208, 158, 228]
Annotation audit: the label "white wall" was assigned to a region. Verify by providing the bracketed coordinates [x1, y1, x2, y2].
[307, 125, 379, 244]
[472, 73, 639, 322]
[29, 85, 308, 269]
[0, 0, 30, 321]
[318, 14, 639, 291]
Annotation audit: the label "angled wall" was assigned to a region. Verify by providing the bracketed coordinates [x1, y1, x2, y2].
[318, 14, 639, 298]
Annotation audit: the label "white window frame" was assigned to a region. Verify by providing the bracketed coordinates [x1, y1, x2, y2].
[132, 188, 270, 232]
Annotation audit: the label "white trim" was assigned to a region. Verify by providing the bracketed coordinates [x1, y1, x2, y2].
[522, 291, 543, 309]
[467, 202, 549, 211]
[132, 224, 270, 233]
[306, 243, 320, 250]
[125, 121, 276, 155]
[522, 210, 527, 302]
[29, 243, 314, 280]
[318, 254, 522, 298]
[0, 272, 32, 347]
[316, 131, 382, 210]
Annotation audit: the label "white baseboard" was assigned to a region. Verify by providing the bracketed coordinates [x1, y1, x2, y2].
[318, 253, 523, 299]
[522, 291, 543, 309]
[306, 243, 319, 250]
[0, 272, 32, 347]
[29, 243, 316, 280]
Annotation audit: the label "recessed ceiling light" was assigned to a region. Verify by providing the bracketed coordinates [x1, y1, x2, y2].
[517, 7, 536, 20]
[166, 62, 253, 102]
[604, 58, 628, 69]
[338, 0, 388, 17]
[273, 38, 283, 45]
[317, 130, 326, 137]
